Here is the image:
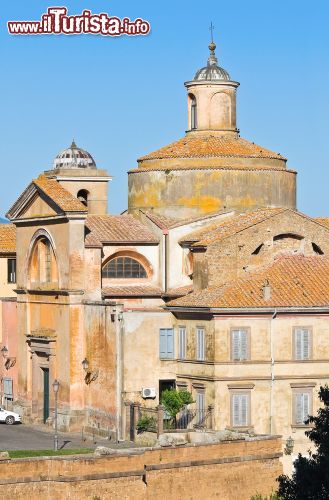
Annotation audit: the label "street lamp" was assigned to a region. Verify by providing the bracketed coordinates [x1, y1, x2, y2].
[52, 379, 60, 451]
[284, 436, 295, 455]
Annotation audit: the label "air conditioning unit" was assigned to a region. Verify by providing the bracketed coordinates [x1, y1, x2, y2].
[142, 387, 156, 399]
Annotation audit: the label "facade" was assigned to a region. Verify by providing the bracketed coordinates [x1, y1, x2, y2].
[0, 39, 328, 473]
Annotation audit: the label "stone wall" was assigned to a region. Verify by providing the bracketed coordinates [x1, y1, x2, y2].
[0, 437, 282, 499]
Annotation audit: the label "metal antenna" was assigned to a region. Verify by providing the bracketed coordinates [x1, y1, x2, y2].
[209, 22, 214, 43]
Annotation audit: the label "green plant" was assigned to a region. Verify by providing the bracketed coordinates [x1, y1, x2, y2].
[136, 415, 156, 432]
[8, 448, 92, 459]
[161, 389, 194, 419]
[277, 385, 329, 499]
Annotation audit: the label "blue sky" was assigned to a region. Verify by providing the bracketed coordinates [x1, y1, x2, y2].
[0, 1, 328, 217]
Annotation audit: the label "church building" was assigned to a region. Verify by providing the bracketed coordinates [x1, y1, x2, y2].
[1, 39, 329, 472]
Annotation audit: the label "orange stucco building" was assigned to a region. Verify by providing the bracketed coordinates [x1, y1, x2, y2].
[0, 40, 328, 473]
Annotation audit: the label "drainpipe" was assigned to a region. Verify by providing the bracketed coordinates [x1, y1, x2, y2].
[163, 230, 168, 293]
[114, 302, 124, 442]
[270, 308, 277, 435]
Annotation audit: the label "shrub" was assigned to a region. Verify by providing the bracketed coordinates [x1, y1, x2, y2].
[161, 389, 194, 419]
[136, 415, 156, 432]
[277, 385, 329, 499]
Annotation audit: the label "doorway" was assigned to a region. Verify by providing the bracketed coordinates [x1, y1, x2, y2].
[42, 368, 49, 423]
[159, 379, 176, 402]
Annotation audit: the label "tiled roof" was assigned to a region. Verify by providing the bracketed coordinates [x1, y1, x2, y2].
[181, 208, 287, 246]
[163, 285, 194, 297]
[85, 215, 159, 247]
[0, 224, 16, 254]
[314, 217, 329, 229]
[168, 256, 329, 309]
[138, 134, 286, 162]
[34, 176, 87, 213]
[102, 284, 162, 297]
[142, 210, 231, 231]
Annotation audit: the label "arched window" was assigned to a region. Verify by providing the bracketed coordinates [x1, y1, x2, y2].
[30, 237, 58, 284]
[191, 96, 197, 130]
[77, 189, 89, 207]
[102, 257, 147, 279]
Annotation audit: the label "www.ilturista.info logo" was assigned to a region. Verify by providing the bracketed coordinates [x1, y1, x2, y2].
[7, 7, 151, 36]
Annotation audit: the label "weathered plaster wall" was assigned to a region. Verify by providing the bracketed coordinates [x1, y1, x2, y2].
[128, 168, 296, 219]
[0, 299, 17, 403]
[123, 310, 177, 405]
[0, 257, 16, 298]
[171, 312, 329, 475]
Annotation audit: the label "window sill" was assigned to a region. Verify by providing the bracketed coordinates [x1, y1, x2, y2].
[291, 424, 313, 429]
[226, 426, 254, 432]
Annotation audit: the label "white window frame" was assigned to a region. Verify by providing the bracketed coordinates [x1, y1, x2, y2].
[231, 328, 250, 361]
[196, 327, 205, 361]
[293, 327, 312, 360]
[179, 326, 187, 359]
[292, 388, 313, 426]
[231, 391, 250, 427]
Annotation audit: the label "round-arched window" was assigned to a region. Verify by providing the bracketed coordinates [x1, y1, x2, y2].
[102, 257, 147, 279]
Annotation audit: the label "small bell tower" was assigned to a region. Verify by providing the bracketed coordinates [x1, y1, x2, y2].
[185, 26, 240, 136]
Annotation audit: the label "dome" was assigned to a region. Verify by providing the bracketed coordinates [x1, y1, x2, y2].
[53, 141, 97, 169]
[193, 42, 231, 82]
[194, 65, 230, 81]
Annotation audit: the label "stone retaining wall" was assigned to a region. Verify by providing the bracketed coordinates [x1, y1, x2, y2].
[0, 436, 282, 499]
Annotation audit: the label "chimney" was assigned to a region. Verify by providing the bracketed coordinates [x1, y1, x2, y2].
[263, 279, 271, 301]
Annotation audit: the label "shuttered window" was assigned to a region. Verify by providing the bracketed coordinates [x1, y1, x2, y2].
[294, 391, 311, 425]
[196, 328, 205, 361]
[231, 329, 249, 361]
[3, 377, 13, 401]
[294, 328, 311, 360]
[232, 393, 249, 427]
[196, 391, 206, 425]
[179, 327, 186, 359]
[159, 329, 174, 359]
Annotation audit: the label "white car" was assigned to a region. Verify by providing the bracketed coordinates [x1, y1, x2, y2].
[0, 407, 21, 425]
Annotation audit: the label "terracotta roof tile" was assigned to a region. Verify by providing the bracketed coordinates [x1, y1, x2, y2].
[181, 208, 286, 246]
[314, 218, 329, 229]
[138, 134, 286, 163]
[163, 285, 194, 297]
[169, 256, 329, 309]
[102, 284, 162, 297]
[0, 224, 16, 254]
[34, 176, 87, 213]
[85, 215, 159, 247]
[142, 210, 231, 231]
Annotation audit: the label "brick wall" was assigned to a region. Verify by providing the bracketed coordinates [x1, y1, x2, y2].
[0, 436, 282, 499]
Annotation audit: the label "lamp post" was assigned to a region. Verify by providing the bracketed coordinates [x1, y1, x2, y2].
[284, 435, 295, 455]
[52, 379, 60, 451]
